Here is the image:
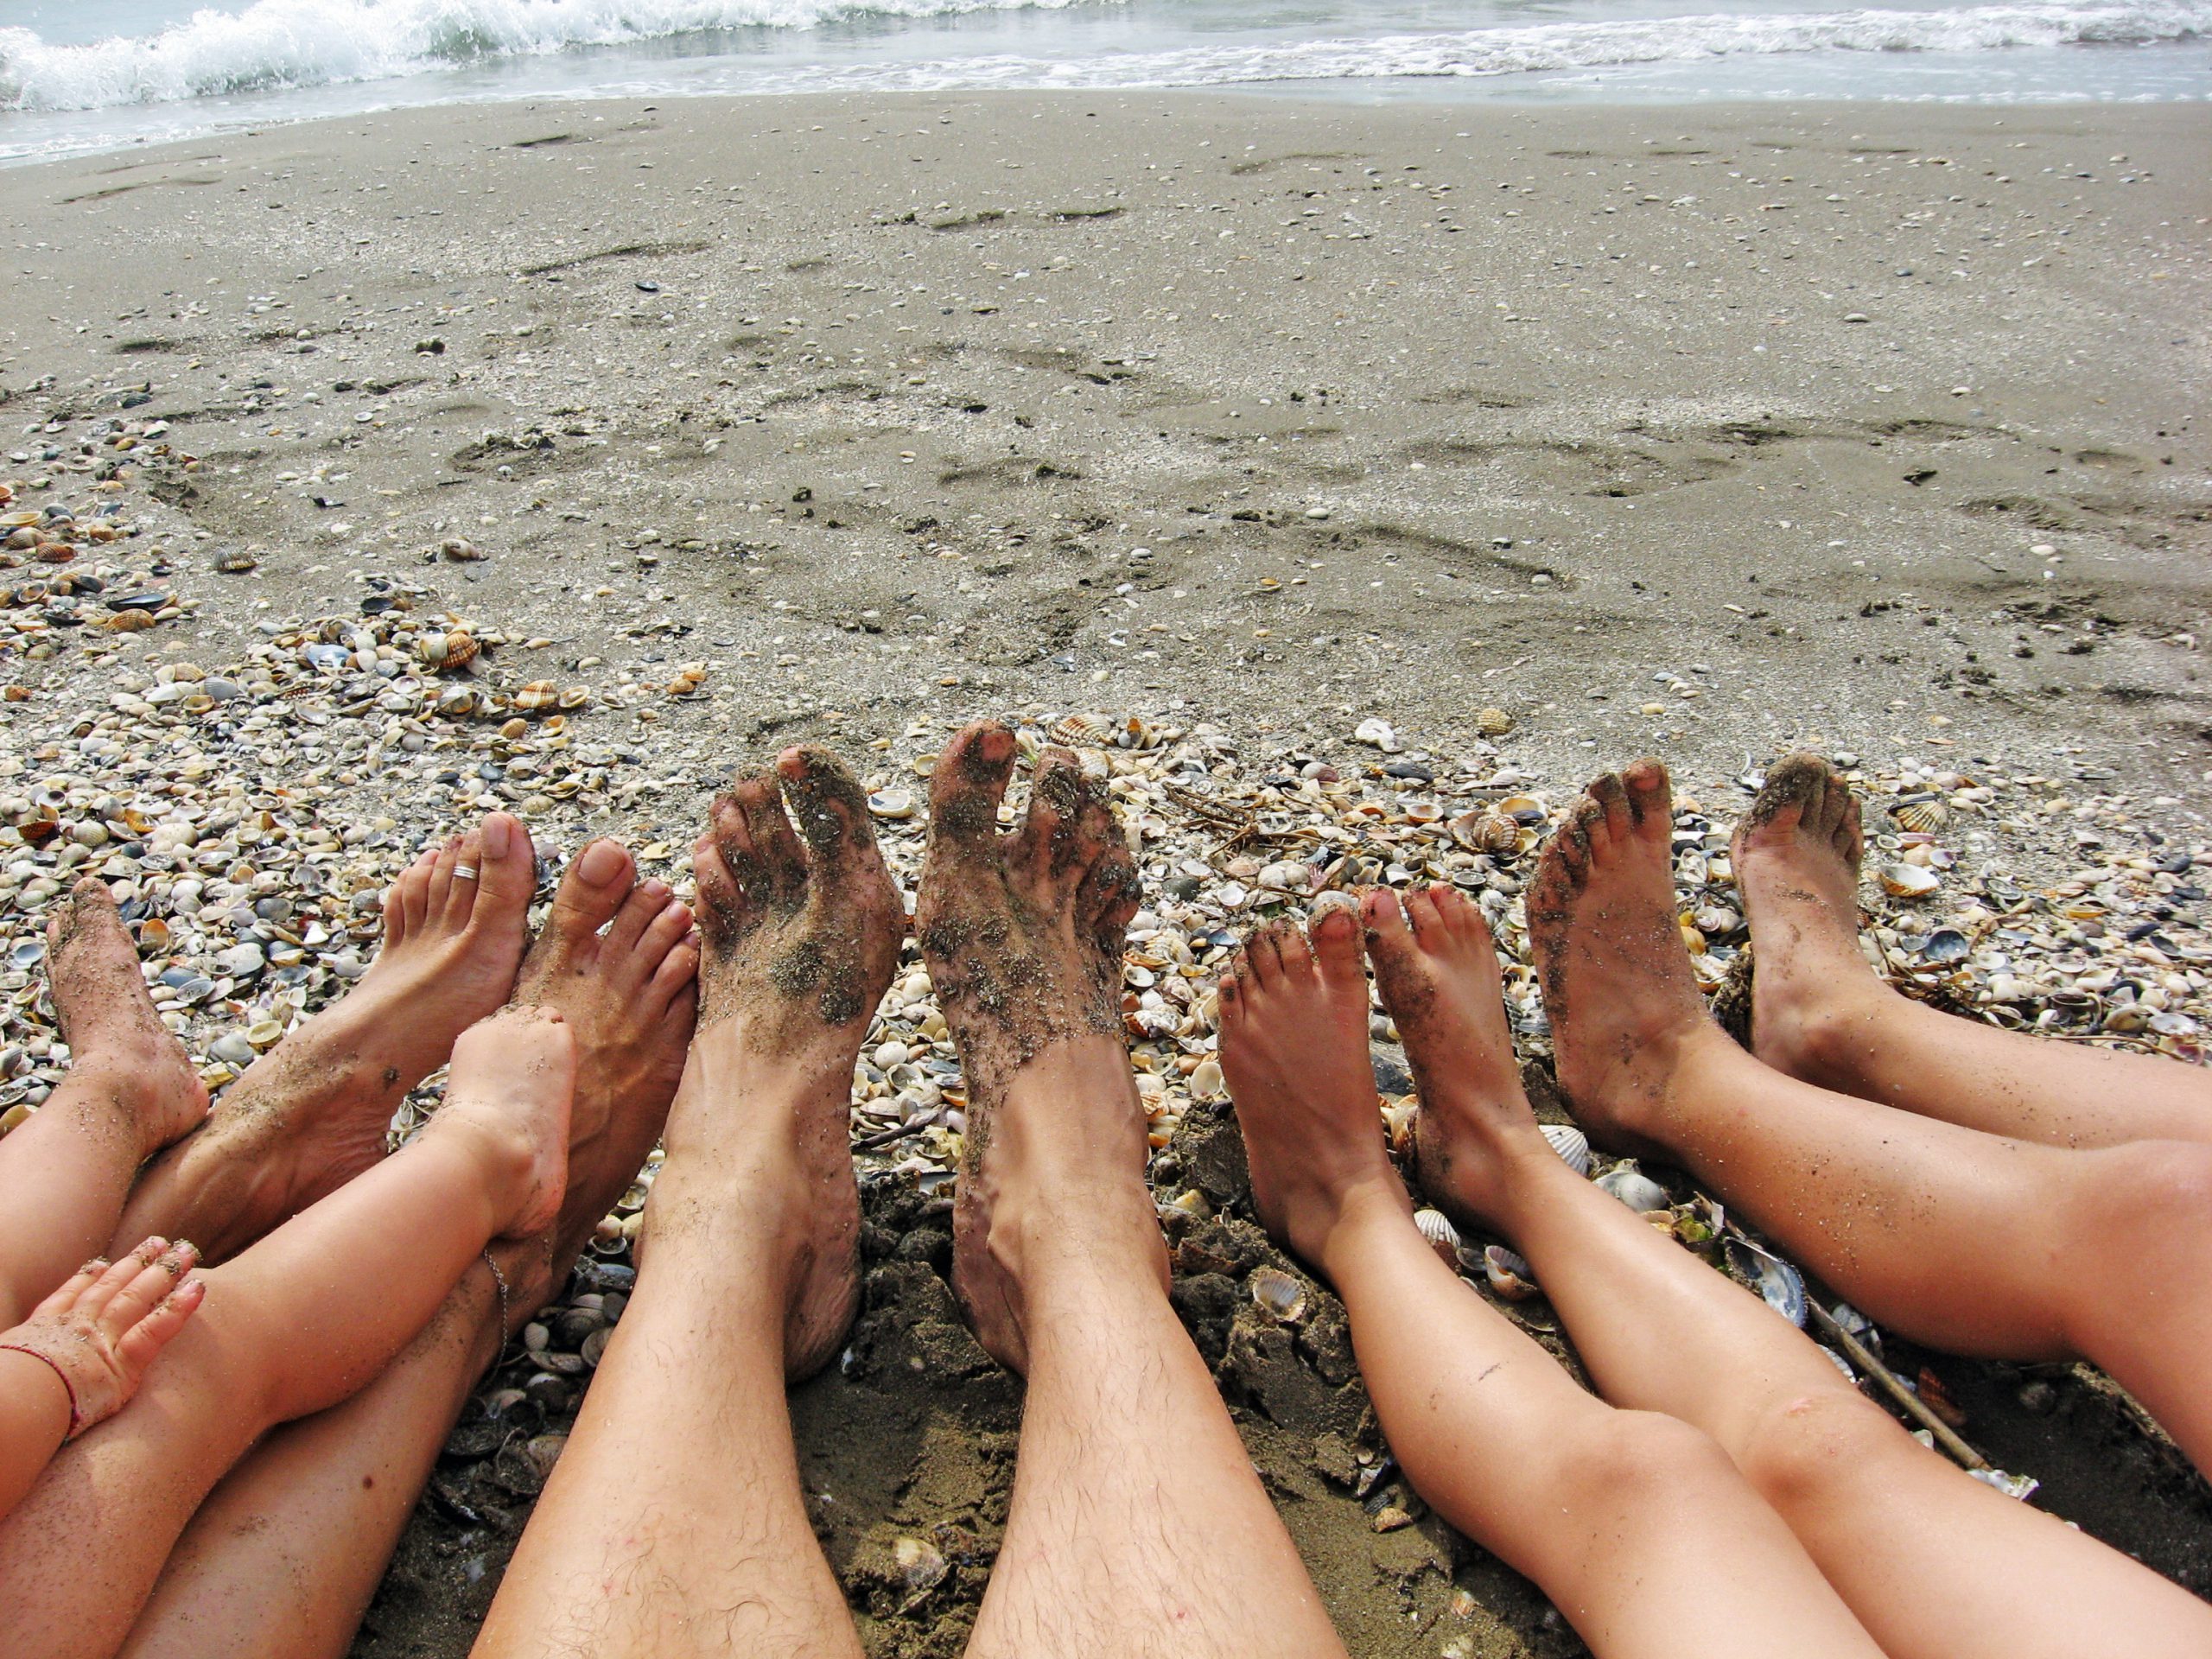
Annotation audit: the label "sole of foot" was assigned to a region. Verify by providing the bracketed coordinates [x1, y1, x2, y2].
[47, 878, 207, 1157]
[494, 840, 702, 1321]
[657, 745, 901, 1381]
[1360, 883, 1553, 1228]
[917, 720, 1153, 1374]
[122, 813, 540, 1260]
[1729, 752, 1888, 1084]
[433, 1005, 575, 1246]
[1527, 760, 1714, 1157]
[1216, 903, 1408, 1268]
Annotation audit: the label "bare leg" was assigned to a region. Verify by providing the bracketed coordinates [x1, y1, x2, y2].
[1735, 753, 2212, 1148]
[1365, 880, 2212, 1659]
[1215, 905, 1881, 1659]
[918, 722, 1346, 1657]
[114, 813, 540, 1262]
[475, 747, 900, 1658]
[0, 881, 206, 1324]
[0, 1005, 574, 1659]
[1529, 760, 2212, 1471]
[123, 842, 695, 1659]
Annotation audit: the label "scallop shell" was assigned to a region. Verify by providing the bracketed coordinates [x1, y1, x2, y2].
[1484, 1244, 1539, 1301]
[1049, 715, 1109, 747]
[1595, 1160, 1670, 1214]
[1249, 1267, 1307, 1323]
[1450, 810, 1521, 857]
[1413, 1208, 1461, 1269]
[1541, 1122, 1591, 1177]
[1878, 862, 1940, 899]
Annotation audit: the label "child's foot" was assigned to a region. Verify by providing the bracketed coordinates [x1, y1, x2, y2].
[430, 1005, 575, 1244]
[1, 1236, 205, 1436]
[46, 880, 207, 1159]
[656, 746, 902, 1379]
[1526, 762, 1715, 1155]
[917, 721, 1153, 1373]
[1729, 753, 1890, 1085]
[1217, 906, 1411, 1267]
[118, 813, 539, 1261]
[1359, 884, 1557, 1227]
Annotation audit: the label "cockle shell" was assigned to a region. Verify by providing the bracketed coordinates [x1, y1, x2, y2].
[1249, 1267, 1308, 1323]
[1541, 1122, 1591, 1176]
[1049, 715, 1109, 747]
[1473, 707, 1514, 736]
[1892, 797, 1949, 834]
[416, 629, 479, 671]
[512, 681, 560, 715]
[1878, 862, 1940, 899]
[1413, 1208, 1461, 1269]
[1484, 1244, 1539, 1301]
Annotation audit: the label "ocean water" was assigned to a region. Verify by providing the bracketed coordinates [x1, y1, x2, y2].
[2, 0, 2206, 163]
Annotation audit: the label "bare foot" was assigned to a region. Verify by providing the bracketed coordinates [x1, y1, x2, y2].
[426, 1005, 575, 1245]
[117, 813, 538, 1262]
[1730, 753, 1889, 1084]
[46, 879, 207, 1160]
[653, 746, 900, 1380]
[1360, 884, 1556, 1226]
[495, 841, 699, 1319]
[1216, 906, 1409, 1267]
[1526, 762, 1714, 1156]
[917, 721, 1152, 1372]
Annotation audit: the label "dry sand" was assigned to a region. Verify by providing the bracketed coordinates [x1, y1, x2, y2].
[1, 90, 2208, 1656]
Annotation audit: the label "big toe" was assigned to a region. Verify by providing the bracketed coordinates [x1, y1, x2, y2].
[927, 720, 1018, 855]
[473, 811, 538, 921]
[1308, 900, 1366, 993]
[776, 745, 881, 878]
[1747, 753, 1827, 843]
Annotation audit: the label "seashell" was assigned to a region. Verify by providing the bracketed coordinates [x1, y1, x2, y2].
[1473, 707, 1514, 737]
[1049, 715, 1109, 747]
[1892, 798, 1949, 835]
[910, 752, 940, 778]
[1249, 1266, 1308, 1323]
[1878, 862, 1940, 899]
[868, 788, 917, 820]
[1450, 809, 1520, 857]
[1920, 928, 1970, 964]
[1381, 1097, 1418, 1156]
[559, 686, 591, 710]
[1352, 717, 1401, 753]
[1188, 1057, 1224, 1097]
[1484, 1245, 1539, 1301]
[1401, 798, 1442, 824]
[1595, 1160, 1670, 1214]
[416, 629, 478, 671]
[1256, 861, 1313, 893]
[215, 550, 257, 574]
[1726, 1236, 1808, 1328]
[1541, 1122, 1591, 1176]
[1413, 1208, 1461, 1269]
[439, 537, 485, 562]
[512, 682, 560, 715]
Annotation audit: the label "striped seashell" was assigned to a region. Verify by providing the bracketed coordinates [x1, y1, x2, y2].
[1541, 1122, 1591, 1176]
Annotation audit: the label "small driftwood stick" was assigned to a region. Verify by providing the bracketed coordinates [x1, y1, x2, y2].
[1806, 1300, 1989, 1471]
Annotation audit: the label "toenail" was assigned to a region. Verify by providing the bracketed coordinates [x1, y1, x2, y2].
[577, 842, 628, 887]
[483, 815, 513, 859]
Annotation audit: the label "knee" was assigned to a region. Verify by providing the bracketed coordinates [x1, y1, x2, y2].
[2077, 1139, 2212, 1238]
[1733, 1383, 1904, 1514]
[1551, 1408, 1745, 1516]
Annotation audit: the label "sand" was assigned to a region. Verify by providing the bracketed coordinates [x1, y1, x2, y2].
[1, 90, 2207, 1656]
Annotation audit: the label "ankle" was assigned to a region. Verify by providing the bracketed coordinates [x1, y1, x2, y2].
[1314, 1173, 1416, 1283]
[423, 1109, 537, 1236]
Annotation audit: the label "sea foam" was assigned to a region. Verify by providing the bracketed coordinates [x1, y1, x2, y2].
[3, 0, 2206, 112]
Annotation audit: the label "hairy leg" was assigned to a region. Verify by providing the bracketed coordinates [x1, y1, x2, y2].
[123, 842, 695, 1659]
[920, 722, 1345, 1658]
[114, 813, 540, 1262]
[474, 747, 899, 1659]
[0, 880, 205, 1324]
[1216, 904, 1881, 1659]
[1530, 760, 2212, 1471]
[1367, 879, 2212, 1659]
[1736, 753, 2212, 1148]
[0, 1006, 574, 1659]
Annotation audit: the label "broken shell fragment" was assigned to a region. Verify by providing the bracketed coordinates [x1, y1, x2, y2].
[1484, 1244, 1539, 1301]
[1595, 1160, 1670, 1214]
[1726, 1236, 1808, 1328]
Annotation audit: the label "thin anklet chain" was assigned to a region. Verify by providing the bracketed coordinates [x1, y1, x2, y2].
[480, 1249, 510, 1340]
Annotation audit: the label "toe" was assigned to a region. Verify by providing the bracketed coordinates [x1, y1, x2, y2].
[472, 811, 536, 928]
[1748, 753, 1821, 842]
[1076, 845, 1142, 951]
[1216, 971, 1243, 1026]
[1590, 772, 1634, 849]
[605, 878, 672, 957]
[1360, 886, 1415, 969]
[1245, 923, 1287, 988]
[1014, 747, 1109, 886]
[927, 720, 1018, 855]
[731, 772, 808, 906]
[423, 836, 464, 918]
[441, 831, 486, 926]
[1271, 919, 1317, 984]
[776, 745, 880, 877]
[1572, 796, 1608, 860]
[1401, 883, 1444, 943]
[1433, 884, 1489, 946]
[693, 811, 758, 952]
[385, 848, 436, 944]
[1622, 758, 1673, 839]
[545, 839, 635, 944]
[1308, 901, 1365, 992]
[634, 897, 696, 979]
[650, 944, 701, 1014]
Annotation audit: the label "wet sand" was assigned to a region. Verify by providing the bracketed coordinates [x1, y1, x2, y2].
[0, 90, 2207, 1656]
